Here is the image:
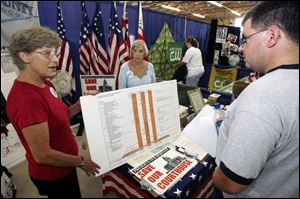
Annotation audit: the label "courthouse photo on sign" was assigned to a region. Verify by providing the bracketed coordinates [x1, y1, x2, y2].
[80, 75, 115, 95]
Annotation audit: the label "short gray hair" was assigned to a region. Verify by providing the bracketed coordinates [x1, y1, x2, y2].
[8, 26, 61, 70]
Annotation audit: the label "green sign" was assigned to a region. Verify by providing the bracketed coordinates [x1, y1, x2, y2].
[149, 23, 175, 80]
[167, 42, 184, 64]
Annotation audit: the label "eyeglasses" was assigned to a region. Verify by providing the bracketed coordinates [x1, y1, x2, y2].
[33, 49, 60, 59]
[240, 30, 267, 46]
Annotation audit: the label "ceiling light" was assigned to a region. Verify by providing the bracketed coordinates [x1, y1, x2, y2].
[192, 13, 205, 18]
[207, 1, 223, 7]
[231, 10, 241, 16]
[161, 5, 180, 12]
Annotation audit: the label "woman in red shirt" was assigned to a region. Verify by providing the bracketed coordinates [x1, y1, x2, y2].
[7, 26, 100, 198]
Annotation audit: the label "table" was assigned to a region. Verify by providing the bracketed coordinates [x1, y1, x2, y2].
[102, 154, 216, 198]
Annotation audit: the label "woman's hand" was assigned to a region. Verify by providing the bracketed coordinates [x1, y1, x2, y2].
[80, 156, 101, 176]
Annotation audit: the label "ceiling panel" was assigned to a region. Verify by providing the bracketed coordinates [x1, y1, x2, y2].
[124, 1, 261, 25]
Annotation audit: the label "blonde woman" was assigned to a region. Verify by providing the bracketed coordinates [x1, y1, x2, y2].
[118, 39, 156, 89]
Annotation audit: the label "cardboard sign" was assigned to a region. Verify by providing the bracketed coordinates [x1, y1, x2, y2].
[208, 65, 237, 90]
[80, 75, 115, 95]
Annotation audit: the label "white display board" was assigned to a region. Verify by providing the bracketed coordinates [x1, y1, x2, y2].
[80, 80, 181, 175]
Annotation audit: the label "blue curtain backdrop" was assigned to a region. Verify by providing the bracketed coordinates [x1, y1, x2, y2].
[38, 1, 211, 100]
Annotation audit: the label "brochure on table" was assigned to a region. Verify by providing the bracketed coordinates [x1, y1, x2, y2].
[80, 80, 183, 176]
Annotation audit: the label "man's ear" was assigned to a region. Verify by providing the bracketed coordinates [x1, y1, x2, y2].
[266, 26, 281, 48]
[18, 52, 30, 64]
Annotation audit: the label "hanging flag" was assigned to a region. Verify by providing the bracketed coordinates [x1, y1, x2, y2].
[91, 2, 109, 74]
[122, 1, 131, 57]
[56, 1, 76, 91]
[137, 1, 148, 60]
[79, 1, 108, 75]
[108, 2, 129, 88]
[79, 1, 92, 75]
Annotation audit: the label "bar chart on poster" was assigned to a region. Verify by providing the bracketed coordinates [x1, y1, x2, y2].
[80, 80, 181, 175]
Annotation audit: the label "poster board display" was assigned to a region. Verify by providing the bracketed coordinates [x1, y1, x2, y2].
[213, 25, 241, 66]
[80, 80, 181, 175]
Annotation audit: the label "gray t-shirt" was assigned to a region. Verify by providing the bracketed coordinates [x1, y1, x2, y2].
[216, 67, 299, 197]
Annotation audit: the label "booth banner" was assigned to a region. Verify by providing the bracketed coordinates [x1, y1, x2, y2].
[149, 23, 175, 80]
[80, 75, 115, 95]
[167, 42, 184, 64]
[208, 65, 237, 91]
[1, 1, 40, 47]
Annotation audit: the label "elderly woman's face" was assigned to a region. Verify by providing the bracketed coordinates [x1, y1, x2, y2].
[28, 46, 59, 78]
[132, 45, 145, 61]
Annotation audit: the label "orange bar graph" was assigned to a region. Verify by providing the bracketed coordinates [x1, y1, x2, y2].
[141, 92, 150, 145]
[131, 94, 143, 148]
[148, 90, 158, 142]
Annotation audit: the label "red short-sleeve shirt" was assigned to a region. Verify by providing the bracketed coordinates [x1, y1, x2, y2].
[6, 80, 78, 180]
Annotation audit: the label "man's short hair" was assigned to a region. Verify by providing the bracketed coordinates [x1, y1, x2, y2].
[242, 1, 299, 43]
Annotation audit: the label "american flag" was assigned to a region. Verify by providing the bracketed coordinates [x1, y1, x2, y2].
[122, 1, 131, 57]
[79, 1, 108, 75]
[108, 2, 129, 88]
[56, 1, 75, 91]
[137, 1, 148, 60]
[102, 155, 216, 198]
[90, 2, 109, 74]
[79, 1, 92, 75]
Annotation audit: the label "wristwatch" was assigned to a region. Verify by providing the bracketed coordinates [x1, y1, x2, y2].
[79, 156, 85, 167]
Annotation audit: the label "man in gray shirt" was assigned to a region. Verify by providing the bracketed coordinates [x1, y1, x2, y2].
[213, 1, 299, 197]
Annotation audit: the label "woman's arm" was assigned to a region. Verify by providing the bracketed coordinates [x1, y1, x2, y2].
[173, 61, 186, 68]
[69, 100, 81, 119]
[22, 122, 81, 167]
[22, 122, 100, 175]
